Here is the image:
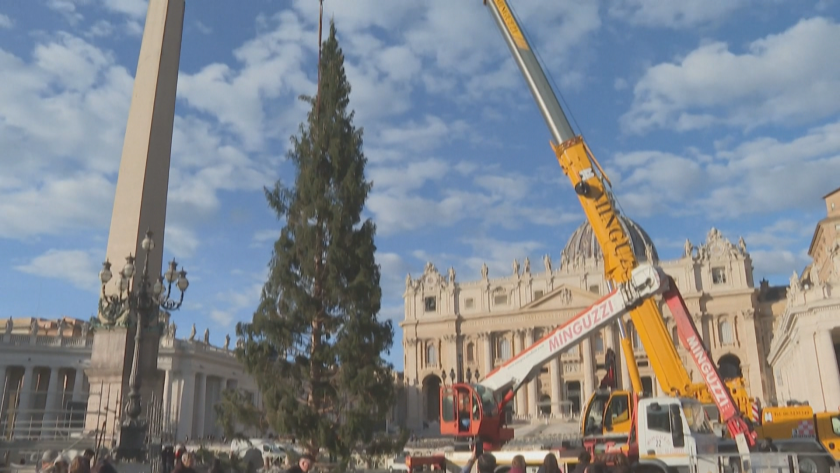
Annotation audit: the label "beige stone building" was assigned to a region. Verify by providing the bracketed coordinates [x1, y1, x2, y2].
[400, 218, 782, 429]
[768, 188, 840, 412]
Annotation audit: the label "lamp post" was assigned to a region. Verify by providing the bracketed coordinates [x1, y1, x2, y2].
[98, 230, 189, 460]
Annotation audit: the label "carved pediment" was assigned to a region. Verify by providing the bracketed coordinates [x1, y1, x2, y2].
[405, 262, 450, 294]
[696, 227, 745, 262]
[521, 284, 599, 311]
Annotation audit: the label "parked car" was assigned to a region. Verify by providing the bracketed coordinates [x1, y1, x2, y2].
[386, 452, 409, 472]
[230, 439, 288, 461]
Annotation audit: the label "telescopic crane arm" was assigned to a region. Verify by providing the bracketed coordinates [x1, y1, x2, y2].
[482, 0, 691, 395]
[480, 265, 666, 399]
[479, 0, 757, 453]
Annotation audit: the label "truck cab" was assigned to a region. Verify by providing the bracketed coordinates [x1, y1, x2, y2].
[635, 397, 719, 473]
[581, 395, 719, 473]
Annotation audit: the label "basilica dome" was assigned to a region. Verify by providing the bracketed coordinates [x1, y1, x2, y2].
[561, 215, 659, 266]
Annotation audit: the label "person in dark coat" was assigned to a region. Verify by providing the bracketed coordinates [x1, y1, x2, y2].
[285, 455, 314, 473]
[572, 452, 591, 473]
[208, 458, 223, 473]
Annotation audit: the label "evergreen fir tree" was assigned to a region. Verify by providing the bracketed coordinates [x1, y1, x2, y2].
[236, 22, 405, 464]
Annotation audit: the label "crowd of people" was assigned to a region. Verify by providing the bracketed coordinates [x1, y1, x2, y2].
[159, 446, 314, 473]
[35, 448, 117, 473]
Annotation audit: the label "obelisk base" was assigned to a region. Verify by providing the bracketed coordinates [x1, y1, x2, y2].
[85, 329, 131, 436]
[85, 328, 162, 442]
[116, 420, 148, 461]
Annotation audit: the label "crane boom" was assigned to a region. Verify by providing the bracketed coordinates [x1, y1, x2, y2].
[663, 281, 757, 451]
[482, 0, 574, 143]
[482, 0, 692, 395]
[479, 0, 757, 455]
[481, 265, 667, 395]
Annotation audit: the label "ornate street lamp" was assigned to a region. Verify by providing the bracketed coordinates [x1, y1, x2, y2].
[449, 368, 456, 383]
[466, 367, 472, 383]
[441, 369, 447, 386]
[98, 229, 189, 460]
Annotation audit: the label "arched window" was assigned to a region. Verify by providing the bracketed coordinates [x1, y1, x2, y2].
[499, 339, 511, 361]
[426, 343, 437, 367]
[672, 326, 679, 346]
[594, 333, 604, 353]
[466, 342, 475, 363]
[719, 320, 734, 346]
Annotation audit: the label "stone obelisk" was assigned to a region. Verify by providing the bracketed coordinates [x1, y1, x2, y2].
[85, 0, 185, 442]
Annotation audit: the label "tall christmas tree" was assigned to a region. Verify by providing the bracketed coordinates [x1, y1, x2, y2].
[236, 21, 404, 463]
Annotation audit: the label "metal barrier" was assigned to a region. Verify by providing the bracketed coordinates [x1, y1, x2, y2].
[690, 451, 839, 473]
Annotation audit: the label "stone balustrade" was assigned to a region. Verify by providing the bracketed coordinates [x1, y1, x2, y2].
[0, 334, 94, 348]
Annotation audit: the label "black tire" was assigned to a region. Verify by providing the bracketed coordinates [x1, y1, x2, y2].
[797, 455, 830, 473]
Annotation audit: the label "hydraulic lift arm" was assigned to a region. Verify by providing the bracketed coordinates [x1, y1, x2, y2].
[480, 265, 666, 399]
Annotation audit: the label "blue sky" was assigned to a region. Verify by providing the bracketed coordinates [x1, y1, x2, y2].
[1, 0, 838, 371]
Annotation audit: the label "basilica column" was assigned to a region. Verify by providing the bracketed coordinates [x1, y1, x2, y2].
[445, 334, 459, 376]
[71, 368, 85, 402]
[15, 365, 35, 436]
[513, 331, 526, 417]
[525, 329, 539, 417]
[481, 333, 494, 376]
[162, 369, 172, 430]
[195, 373, 207, 438]
[177, 373, 194, 440]
[42, 368, 61, 432]
[549, 357, 562, 417]
[0, 366, 7, 409]
[582, 338, 595, 400]
[813, 330, 840, 411]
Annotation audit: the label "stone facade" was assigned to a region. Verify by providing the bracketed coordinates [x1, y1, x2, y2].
[399, 218, 781, 429]
[0, 316, 259, 443]
[768, 187, 840, 412]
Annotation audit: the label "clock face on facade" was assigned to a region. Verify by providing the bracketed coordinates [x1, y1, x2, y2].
[425, 274, 436, 286]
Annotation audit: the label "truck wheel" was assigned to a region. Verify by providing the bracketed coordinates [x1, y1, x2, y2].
[797, 455, 829, 473]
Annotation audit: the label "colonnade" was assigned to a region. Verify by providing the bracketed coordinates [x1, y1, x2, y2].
[163, 369, 252, 441]
[0, 364, 87, 439]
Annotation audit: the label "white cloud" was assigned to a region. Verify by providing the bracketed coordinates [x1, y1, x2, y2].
[369, 158, 449, 194]
[376, 116, 468, 152]
[100, 0, 147, 19]
[605, 120, 840, 219]
[208, 280, 264, 329]
[251, 229, 279, 247]
[210, 310, 235, 326]
[176, 10, 316, 151]
[0, 174, 114, 239]
[614, 78, 628, 91]
[622, 17, 840, 134]
[607, 0, 752, 28]
[750, 249, 812, 279]
[46, 0, 86, 24]
[15, 249, 101, 292]
[411, 237, 547, 285]
[0, 28, 279, 244]
[0, 13, 13, 29]
[378, 305, 404, 323]
[194, 20, 212, 35]
[377, 252, 413, 302]
[163, 225, 200, 259]
[86, 20, 115, 38]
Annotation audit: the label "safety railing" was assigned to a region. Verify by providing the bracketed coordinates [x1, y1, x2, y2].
[690, 451, 839, 473]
